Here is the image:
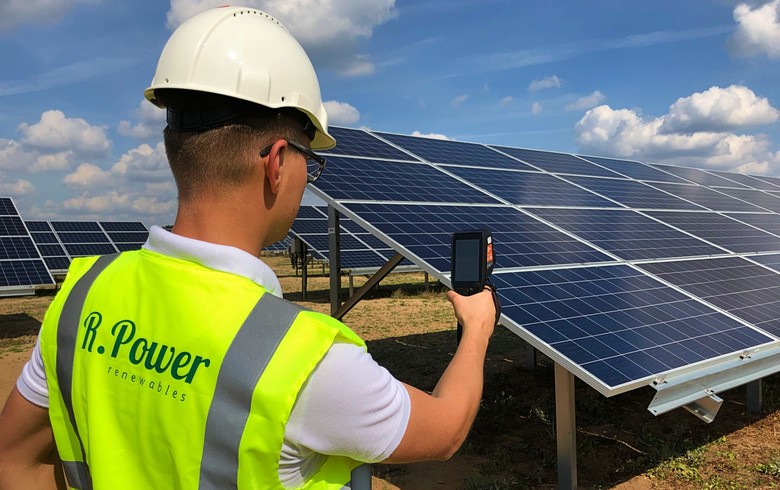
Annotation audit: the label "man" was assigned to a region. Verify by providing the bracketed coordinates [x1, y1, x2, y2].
[0, 6, 497, 489]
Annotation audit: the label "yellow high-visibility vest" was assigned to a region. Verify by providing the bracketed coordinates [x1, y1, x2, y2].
[39, 249, 368, 489]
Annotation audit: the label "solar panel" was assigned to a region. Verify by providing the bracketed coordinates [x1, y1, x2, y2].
[638, 257, 780, 337]
[491, 147, 620, 178]
[648, 182, 767, 212]
[64, 243, 118, 256]
[51, 221, 102, 232]
[750, 253, 780, 271]
[342, 203, 613, 272]
[645, 211, 780, 253]
[0, 198, 54, 294]
[314, 156, 501, 203]
[442, 167, 617, 207]
[576, 155, 690, 183]
[26, 221, 70, 273]
[650, 163, 749, 188]
[325, 127, 419, 161]
[752, 174, 780, 190]
[99, 221, 148, 232]
[58, 232, 111, 244]
[374, 131, 532, 170]
[492, 265, 772, 391]
[726, 213, 780, 236]
[528, 208, 725, 260]
[563, 176, 703, 210]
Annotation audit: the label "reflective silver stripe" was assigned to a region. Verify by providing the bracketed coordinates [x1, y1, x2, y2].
[61, 460, 92, 490]
[341, 464, 372, 490]
[199, 293, 303, 489]
[57, 254, 118, 490]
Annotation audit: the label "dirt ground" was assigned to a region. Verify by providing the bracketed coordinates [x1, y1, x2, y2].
[3, 255, 780, 489]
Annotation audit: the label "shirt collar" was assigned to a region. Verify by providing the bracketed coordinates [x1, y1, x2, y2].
[142, 225, 283, 298]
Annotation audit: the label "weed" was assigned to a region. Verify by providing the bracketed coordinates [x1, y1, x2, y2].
[755, 458, 780, 477]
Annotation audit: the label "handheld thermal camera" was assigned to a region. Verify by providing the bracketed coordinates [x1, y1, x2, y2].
[451, 230, 500, 343]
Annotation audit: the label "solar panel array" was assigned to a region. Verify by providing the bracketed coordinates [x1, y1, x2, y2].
[26, 220, 149, 274]
[0, 198, 54, 295]
[288, 205, 412, 271]
[309, 127, 780, 398]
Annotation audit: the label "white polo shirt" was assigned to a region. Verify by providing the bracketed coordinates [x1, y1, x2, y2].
[17, 225, 410, 488]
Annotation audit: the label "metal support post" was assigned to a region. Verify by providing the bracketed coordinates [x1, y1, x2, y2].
[349, 274, 354, 296]
[301, 243, 308, 301]
[328, 206, 342, 315]
[424, 272, 429, 293]
[554, 363, 577, 490]
[747, 379, 763, 414]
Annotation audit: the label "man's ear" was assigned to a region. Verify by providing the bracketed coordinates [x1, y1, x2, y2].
[264, 139, 288, 194]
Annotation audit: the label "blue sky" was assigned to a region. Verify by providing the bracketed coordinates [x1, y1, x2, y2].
[2, 0, 780, 227]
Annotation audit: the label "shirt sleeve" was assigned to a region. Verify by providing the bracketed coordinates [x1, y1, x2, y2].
[285, 342, 410, 463]
[16, 335, 49, 408]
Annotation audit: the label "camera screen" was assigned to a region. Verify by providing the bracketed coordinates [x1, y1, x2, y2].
[454, 238, 480, 282]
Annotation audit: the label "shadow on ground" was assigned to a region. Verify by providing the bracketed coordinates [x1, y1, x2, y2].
[0, 313, 42, 339]
[365, 326, 780, 489]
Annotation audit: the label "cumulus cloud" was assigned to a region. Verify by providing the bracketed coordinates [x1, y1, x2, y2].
[18, 110, 110, 156]
[411, 131, 450, 140]
[531, 102, 543, 115]
[0, 0, 98, 32]
[63, 163, 114, 187]
[451, 94, 468, 108]
[660, 85, 779, 134]
[165, 0, 396, 76]
[500, 96, 513, 107]
[118, 100, 166, 139]
[728, 0, 780, 59]
[0, 174, 34, 196]
[528, 75, 562, 92]
[0, 138, 74, 173]
[575, 85, 780, 174]
[565, 91, 607, 112]
[324, 101, 361, 126]
[111, 142, 169, 182]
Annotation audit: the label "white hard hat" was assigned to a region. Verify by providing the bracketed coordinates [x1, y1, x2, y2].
[144, 6, 335, 150]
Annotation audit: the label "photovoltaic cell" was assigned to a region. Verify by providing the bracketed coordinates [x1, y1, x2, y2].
[492, 265, 772, 389]
[0, 237, 41, 260]
[326, 127, 418, 161]
[64, 243, 118, 256]
[58, 232, 111, 244]
[725, 213, 780, 237]
[492, 147, 620, 178]
[648, 182, 767, 212]
[43, 256, 71, 271]
[443, 166, 616, 207]
[374, 131, 532, 170]
[342, 203, 612, 272]
[25, 221, 52, 232]
[313, 156, 500, 203]
[99, 221, 148, 232]
[646, 211, 780, 253]
[639, 257, 780, 337]
[51, 221, 102, 232]
[713, 188, 780, 213]
[0, 216, 28, 235]
[564, 176, 703, 210]
[753, 174, 780, 190]
[650, 164, 749, 188]
[750, 253, 780, 271]
[0, 198, 17, 216]
[576, 155, 689, 183]
[1, 199, 54, 291]
[528, 208, 724, 260]
[708, 170, 780, 191]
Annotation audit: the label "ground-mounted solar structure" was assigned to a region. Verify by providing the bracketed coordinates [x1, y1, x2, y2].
[26, 220, 149, 275]
[0, 198, 54, 297]
[309, 127, 780, 488]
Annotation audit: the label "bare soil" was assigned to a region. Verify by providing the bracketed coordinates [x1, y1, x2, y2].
[3, 254, 780, 489]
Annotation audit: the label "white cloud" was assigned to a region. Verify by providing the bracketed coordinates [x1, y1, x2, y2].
[565, 91, 607, 112]
[528, 75, 562, 92]
[118, 100, 166, 139]
[531, 102, 543, 115]
[411, 131, 450, 140]
[0, 174, 34, 196]
[500, 96, 514, 107]
[574, 86, 780, 175]
[324, 101, 361, 126]
[451, 94, 468, 108]
[660, 85, 779, 134]
[0, 0, 99, 32]
[111, 142, 170, 182]
[63, 163, 113, 187]
[165, 0, 396, 77]
[728, 0, 780, 59]
[18, 110, 110, 156]
[0, 138, 74, 173]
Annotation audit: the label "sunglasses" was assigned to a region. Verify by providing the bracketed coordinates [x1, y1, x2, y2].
[260, 140, 327, 183]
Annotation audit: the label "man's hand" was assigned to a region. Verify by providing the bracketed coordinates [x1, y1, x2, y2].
[447, 287, 497, 341]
